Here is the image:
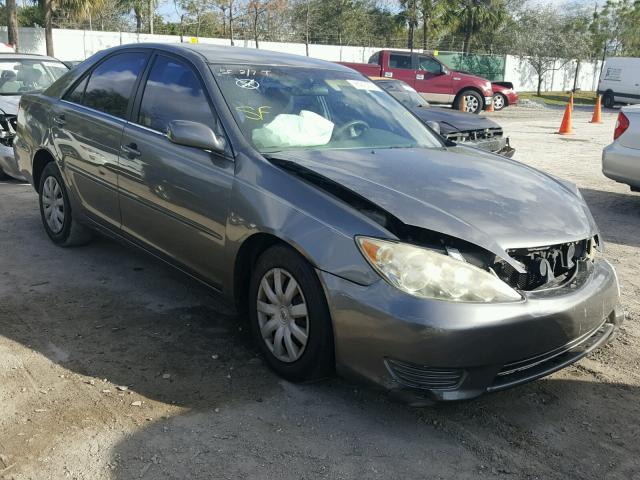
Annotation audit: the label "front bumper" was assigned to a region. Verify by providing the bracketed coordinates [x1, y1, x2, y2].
[0, 143, 26, 181]
[464, 135, 515, 157]
[603, 141, 640, 189]
[320, 259, 621, 401]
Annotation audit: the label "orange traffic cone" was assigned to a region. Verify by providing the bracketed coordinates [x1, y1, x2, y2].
[556, 101, 573, 135]
[486, 98, 495, 113]
[569, 92, 574, 110]
[590, 95, 603, 124]
[459, 95, 467, 112]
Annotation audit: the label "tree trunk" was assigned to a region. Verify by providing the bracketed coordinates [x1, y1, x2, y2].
[304, 2, 310, 56]
[149, 0, 154, 34]
[572, 60, 580, 92]
[463, 8, 474, 54]
[44, 0, 54, 56]
[252, 4, 259, 48]
[134, 7, 142, 33]
[7, 0, 19, 52]
[537, 74, 543, 97]
[229, 1, 234, 46]
[422, 14, 428, 51]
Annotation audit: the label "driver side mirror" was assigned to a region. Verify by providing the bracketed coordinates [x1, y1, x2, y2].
[167, 120, 226, 153]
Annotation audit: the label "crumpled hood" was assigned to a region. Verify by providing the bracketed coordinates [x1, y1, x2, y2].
[0, 95, 20, 115]
[411, 106, 501, 134]
[271, 147, 598, 264]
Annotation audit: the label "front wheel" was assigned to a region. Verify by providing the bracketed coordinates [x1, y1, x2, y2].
[492, 93, 507, 111]
[455, 89, 483, 114]
[249, 244, 334, 382]
[603, 92, 615, 109]
[38, 162, 92, 247]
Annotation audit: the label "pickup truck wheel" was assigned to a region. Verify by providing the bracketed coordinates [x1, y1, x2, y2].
[603, 92, 615, 109]
[456, 90, 483, 114]
[38, 162, 92, 247]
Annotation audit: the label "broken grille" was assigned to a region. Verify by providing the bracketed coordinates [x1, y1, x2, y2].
[494, 239, 591, 291]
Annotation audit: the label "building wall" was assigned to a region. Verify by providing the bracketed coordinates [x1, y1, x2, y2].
[0, 26, 603, 92]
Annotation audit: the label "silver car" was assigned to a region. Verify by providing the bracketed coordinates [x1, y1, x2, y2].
[0, 53, 68, 180]
[603, 105, 640, 191]
[14, 44, 622, 402]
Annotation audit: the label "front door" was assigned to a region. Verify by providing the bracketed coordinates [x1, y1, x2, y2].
[52, 51, 149, 228]
[117, 54, 234, 287]
[414, 55, 453, 104]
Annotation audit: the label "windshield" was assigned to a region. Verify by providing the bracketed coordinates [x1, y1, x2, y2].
[0, 59, 68, 95]
[211, 65, 442, 153]
[377, 81, 429, 109]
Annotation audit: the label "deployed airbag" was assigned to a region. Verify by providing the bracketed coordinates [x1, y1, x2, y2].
[252, 110, 334, 149]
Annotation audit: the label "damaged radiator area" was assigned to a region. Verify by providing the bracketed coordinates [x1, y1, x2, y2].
[0, 114, 17, 147]
[493, 238, 596, 291]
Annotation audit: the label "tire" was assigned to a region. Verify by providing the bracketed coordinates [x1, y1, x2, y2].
[603, 92, 615, 109]
[249, 244, 334, 382]
[455, 89, 483, 114]
[38, 162, 92, 247]
[0, 167, 10, 180]
[492, 93, 507, 111]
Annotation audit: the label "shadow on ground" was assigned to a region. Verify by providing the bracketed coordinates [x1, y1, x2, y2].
[1, 184, 639, 479]
[581, 187, 640, 248]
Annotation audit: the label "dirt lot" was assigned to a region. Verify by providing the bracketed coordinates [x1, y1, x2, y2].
[1, 105, 639, 480]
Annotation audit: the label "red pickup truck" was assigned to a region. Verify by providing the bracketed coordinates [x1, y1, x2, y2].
[339, 50, 494, 114]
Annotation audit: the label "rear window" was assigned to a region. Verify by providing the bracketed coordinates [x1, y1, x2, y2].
[367, 52, 380, 65]
[81, 52, 147, 119]
[389, 54, 412, 70]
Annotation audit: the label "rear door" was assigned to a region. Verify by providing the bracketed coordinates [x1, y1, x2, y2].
[117, 53, 234, 287]
[382, 52, 416, 88]
[414, 55, 453, 104]
[53, 51, 149, 228]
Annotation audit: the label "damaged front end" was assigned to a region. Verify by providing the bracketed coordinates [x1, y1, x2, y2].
[267, 154, 599, 296]
[444, 127, 515, 158]
[0, 114, 17, 147]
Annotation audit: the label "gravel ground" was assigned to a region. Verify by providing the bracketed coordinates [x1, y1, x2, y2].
[1, 105, 639, 480]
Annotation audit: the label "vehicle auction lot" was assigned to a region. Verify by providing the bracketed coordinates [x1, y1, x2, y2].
[1, 105, 639, 480]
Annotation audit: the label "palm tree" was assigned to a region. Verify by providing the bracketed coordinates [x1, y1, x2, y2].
[7, 0, 19, 52]
[443, 0, 506, 54]
[42, 0, 107, 56]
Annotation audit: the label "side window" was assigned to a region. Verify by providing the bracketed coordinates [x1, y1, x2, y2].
[65, 76, 88, 104]
[82, 52, 147, 119]
[389, 53, 412, 70]
[367, 52, 380, 65]
[138, 55, 217, 134]
[418, 56, 441, 75]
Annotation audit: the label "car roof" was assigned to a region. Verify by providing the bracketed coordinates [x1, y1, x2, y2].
[113, 43, 354, 71]
[0, 52, 62, 62]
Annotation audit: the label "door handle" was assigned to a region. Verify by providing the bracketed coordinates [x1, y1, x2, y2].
[52, 114, 66, 126]
[121, 143, 141, 158]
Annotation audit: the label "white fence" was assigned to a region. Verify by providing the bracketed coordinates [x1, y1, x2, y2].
[0, 26, 602, 93]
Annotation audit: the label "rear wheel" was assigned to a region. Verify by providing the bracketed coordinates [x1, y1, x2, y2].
[603, 91, 615, 109]
[455, 89, 483, 114]
[249, 244, 334, 382]
[38, 162, 92, 247]
[492, 93, 507, 111]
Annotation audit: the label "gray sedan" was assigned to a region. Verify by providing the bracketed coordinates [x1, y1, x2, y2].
[14, 44, 622, 402]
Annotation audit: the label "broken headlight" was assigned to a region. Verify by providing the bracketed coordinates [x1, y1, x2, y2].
[0, 114, 17, 147]
[356, 236, 522, 303]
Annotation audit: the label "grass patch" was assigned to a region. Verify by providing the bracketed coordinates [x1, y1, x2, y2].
[519, 91, 597, 106]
